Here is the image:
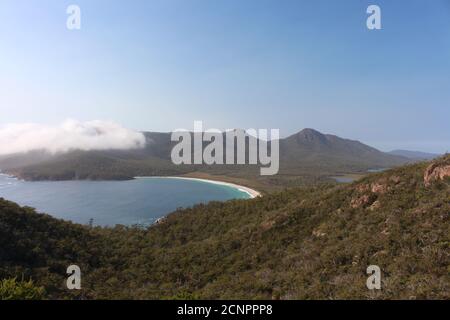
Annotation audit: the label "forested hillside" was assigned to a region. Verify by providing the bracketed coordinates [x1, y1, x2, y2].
[1, 156, 448, 299]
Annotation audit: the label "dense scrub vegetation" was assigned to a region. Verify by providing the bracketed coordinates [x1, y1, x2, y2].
[0, 156, 448, 299]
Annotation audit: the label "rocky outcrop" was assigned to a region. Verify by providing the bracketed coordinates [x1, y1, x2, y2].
[371, 182, 388, 194]
[350, 171, 406, 209]
[356, 178, 392, 195]
[424, 162, 450, 186]
[350, 194, 372, 209]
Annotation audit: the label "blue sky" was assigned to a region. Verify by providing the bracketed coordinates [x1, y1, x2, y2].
[0, 0, 449, 153]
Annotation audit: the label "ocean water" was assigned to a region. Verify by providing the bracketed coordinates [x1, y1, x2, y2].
[0, 174, 250, 226]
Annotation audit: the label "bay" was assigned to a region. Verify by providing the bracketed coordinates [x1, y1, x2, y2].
[0, 174, 250, 227]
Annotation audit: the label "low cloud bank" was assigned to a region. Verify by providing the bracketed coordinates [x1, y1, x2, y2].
[0, 120, 146, 155]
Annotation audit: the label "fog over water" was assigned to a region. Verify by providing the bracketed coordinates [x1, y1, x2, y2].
[0, 119, 146, 156]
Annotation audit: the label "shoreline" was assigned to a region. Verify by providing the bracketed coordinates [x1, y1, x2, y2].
[0, 172, 262, 199]
[134, 176, 262, 199]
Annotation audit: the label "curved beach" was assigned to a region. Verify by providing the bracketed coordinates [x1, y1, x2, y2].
[135, 176, 261, 199]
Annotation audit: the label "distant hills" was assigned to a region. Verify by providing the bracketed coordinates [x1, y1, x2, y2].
[280, 128, 407, 171]
[388, 149, 441, 160]
[0, 128, 410, 189]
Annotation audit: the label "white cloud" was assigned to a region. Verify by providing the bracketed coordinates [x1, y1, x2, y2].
[0, 119, 146, 155]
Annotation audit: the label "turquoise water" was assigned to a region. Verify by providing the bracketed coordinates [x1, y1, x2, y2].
[0, 174, 250, 226]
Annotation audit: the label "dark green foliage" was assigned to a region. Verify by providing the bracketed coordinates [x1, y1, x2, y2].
[0, 156, 448, 299]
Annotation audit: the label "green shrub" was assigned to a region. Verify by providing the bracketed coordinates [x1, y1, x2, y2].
[0, 278, 45, 300]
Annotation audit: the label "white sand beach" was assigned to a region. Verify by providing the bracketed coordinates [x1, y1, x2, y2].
[134, 176, 262, 198]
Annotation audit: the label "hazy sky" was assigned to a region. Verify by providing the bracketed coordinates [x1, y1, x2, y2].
[0, 0, 449, 153]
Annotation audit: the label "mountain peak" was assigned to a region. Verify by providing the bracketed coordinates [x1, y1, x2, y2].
[294, 128, 328, 144]
[298, 128, 323, 135]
